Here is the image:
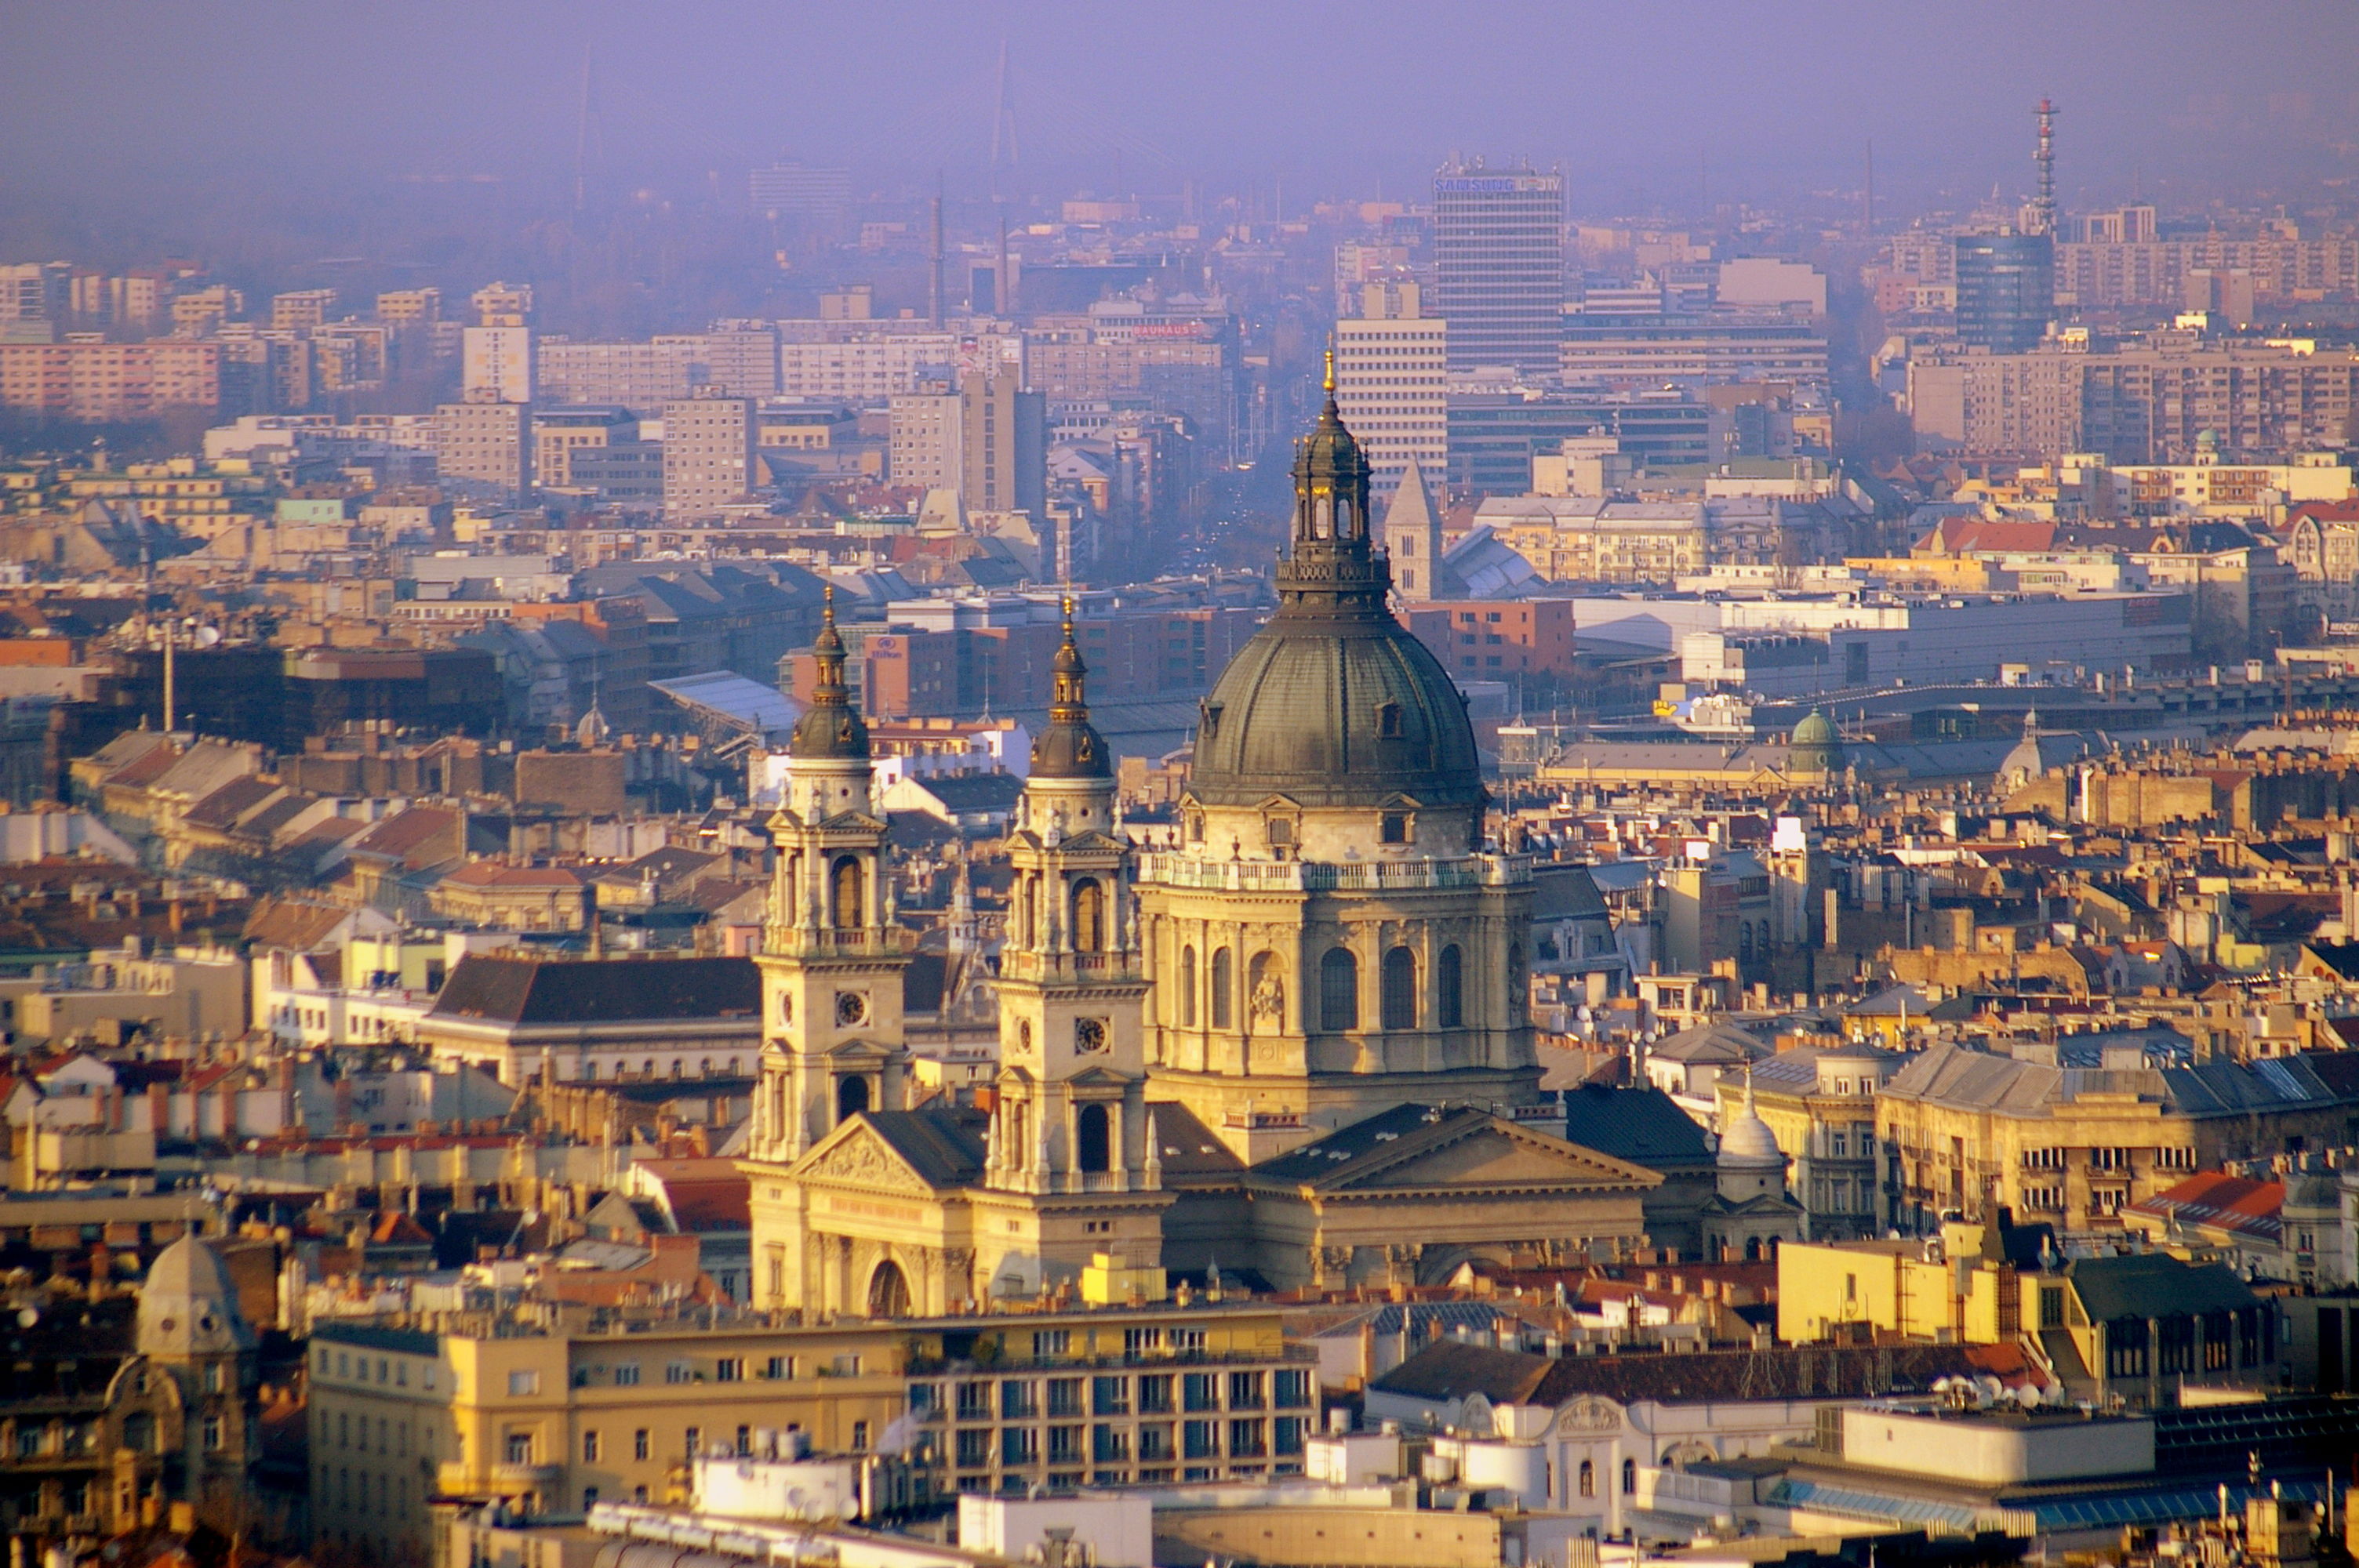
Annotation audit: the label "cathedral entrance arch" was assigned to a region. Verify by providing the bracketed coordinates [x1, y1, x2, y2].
[866, 1258, 911, 1318]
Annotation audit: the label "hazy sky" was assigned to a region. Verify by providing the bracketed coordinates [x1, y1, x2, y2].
[7, 1, 2357, 217]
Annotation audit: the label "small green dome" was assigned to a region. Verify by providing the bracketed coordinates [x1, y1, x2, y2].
[1789, 708, 1843, 775]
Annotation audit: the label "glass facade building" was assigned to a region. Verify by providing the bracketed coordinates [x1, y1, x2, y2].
[1954, 233, 2055, 354]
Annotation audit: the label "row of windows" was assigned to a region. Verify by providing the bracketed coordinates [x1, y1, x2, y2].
[951, 1415, 1307, 1469]
[925, 1368, 1310, 1420]
[317, 1345, 435, 1390]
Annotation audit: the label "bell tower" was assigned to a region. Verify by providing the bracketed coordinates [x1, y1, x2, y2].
[746, 589, 913, 1171]
[976, 602, 1169, 1301]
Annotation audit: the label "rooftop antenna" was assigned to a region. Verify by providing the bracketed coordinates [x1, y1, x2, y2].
[929, 172, 946, 330]
[572, 44, 600, 215]
[988, 38, 1019, 200]
[2031, 98, 2058, 237]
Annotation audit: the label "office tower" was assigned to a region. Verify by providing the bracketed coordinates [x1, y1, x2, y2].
[1954, 233, 2055, 354]
[1432, 161, 1565, 374]
[434, 401, 533, 500]
[960, 370, 1045, 519]
[1954, 103, 2059, 355]
[1333, 285, 1447, 495]
[660, 394, 759, 519]
[462, 324, 535, 404]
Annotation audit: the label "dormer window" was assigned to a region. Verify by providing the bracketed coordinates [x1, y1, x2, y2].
[1380, 812, 1409, 844]
[1376, 702, 1404, 739]
[1266, 817, 1295, 848]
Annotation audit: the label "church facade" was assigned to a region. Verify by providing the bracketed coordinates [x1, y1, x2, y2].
[742, 383, 1680, 1314]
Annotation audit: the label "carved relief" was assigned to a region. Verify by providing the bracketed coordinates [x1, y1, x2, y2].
[804, 1132, 926, 1194]
[1551, 1394, 1625, 1436]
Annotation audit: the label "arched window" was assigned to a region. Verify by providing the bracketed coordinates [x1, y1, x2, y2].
[1622, 1457, 1637, 1494]
[1578, 1460, 1594, 1497]
[1437, 945, 1463, 1029]
[830, 855, 863, 930]
[1320, 948, 1359, 1033]
[1210, 948, 1234, 1029]
[1071, 878, 1103, 953]
[1745, 1236, 1763, 1262]
[1739, 922, 1754, 962]
[1380, 946, 1417, 1031]
[1075, 1103, 1112, 1174]
[836, 1075, 870, 1122]
[1179, 945, 1198, 1027]
[867, 1260, 911, 1319]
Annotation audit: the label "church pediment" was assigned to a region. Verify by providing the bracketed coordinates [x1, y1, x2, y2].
[813, 809, 887, 833]
[826, 1036, 898, 1062]
[1064, 1064, 1134, 1088]
[789, 1117, 936, 1196]
[1252, 1108, 1660, 1195]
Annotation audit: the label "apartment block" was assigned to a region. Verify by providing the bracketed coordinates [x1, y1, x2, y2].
[463, 324, 535, 404]
[1334, 303, 1447, 493]
[538, 339, 699, 409]
[960, 371, 1045, 519]
[434, 401, 532, 499]
[0, 341, 222, 420]
[307, 1300, 1306, 1560]
[889, 390, 961, 490]
[660, 395, 759, 519]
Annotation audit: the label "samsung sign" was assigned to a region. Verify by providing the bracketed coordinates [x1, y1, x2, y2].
[1436, 177, 1549, 193]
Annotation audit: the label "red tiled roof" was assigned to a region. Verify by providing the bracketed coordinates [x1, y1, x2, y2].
[2125, 1171, 2282, 1244]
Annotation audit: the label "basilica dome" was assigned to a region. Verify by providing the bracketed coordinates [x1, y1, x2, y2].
[1188, 371, 1481, 811]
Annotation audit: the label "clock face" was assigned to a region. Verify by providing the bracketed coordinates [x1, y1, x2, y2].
[1074, 1017, 1108, 1054]
[836, 991, 867, 1026]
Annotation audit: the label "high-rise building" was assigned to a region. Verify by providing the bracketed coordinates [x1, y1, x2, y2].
[1432, 162, 1565, 374]
[1954, 233, 2055, 354]
[461, 324, 534, 404]
[961, 370, 1045, 520]
[434, 401, 531, 499]
[660, 394, 759, 518]
[1334, 286, 1447, 496]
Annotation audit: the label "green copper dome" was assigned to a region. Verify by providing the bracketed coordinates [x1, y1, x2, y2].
[1788, 708, 1842, 775]
[1189, 384, 1481, 811]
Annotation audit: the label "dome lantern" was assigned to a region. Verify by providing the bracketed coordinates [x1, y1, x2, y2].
[789, 585, 870, 762]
